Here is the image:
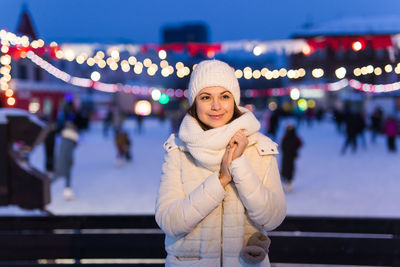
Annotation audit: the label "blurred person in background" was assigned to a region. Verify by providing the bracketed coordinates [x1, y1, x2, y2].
[355, 111, 367, 149]
[102, 105, 113, 138]
[54, 121, 79, 200]
[305, 107, 315, 127]
[155, 59, 286, 266]
[384, 115, 398, 152]
[341, 109, 358, 154]
[370, 107, 383, 143]
[38, 112, 58, 178]
[267, 109, 280, 140]
[135, 114, 144, 134]
[114, 129, 132, 166]
[332, 107, 344, 133]
[315, 107, 325, 123]
[280, 124, 302, 193]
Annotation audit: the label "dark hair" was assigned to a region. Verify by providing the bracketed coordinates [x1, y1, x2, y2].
[187, 101, 243, 131]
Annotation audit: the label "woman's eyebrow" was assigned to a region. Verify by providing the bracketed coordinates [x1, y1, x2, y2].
[199, 90, 231, 96]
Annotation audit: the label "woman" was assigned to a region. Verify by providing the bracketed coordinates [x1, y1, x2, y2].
[155, 60, 286, 266]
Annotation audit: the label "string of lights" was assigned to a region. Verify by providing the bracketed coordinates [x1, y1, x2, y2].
[0, 38, 15, 106]
[2, 28, 400, 110]
[3, 29, 400, 83]
[25, 51, 400, 101]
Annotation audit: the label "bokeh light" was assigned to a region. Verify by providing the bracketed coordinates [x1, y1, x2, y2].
[297, 99, 308, 111]
[134, 100, 152, 116]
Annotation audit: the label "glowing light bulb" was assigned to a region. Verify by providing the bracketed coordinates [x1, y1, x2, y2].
[287, 70, 296, 79]
[160, 60, 168, 69]
[1, 46, 9, 53]
[312, 68, 324, 78]
[290, 88, 300, 100]
[87, 58, 95, 66]
[253, 46, 262, 56]
[279, 68, 287, 77]
[175, 62, 184, 69]
[96, 51, 105, 59]
[151, 89, 161, 101]
[90, 71, 101, 81]
[5, 89, 13, 97]
[111, 50, 119, 59]
[235, 69, 243, 79]
[385, 64, 393, 73]
[335, 67, 346, 79]
[7, 97, 15, 106]
[353, 68, 361, 76]
[143, 58, 152, 67]
[158, 49, 167, 59]
[253, 70, 261, 79]
[128, 56, 137, 65]
[135, 100, 152, 116]
[352, 41, 362, 51]
[374, 67, 382, 76]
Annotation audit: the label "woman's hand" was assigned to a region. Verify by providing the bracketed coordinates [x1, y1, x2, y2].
[229, 130, 249, 161]
[219, 144, 235, 187]
[219, 130, 248, 188]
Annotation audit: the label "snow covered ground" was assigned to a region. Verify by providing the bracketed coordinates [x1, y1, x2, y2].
[1, 115, 399, 218]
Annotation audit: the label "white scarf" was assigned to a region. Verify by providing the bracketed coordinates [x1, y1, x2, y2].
[178, 107, 260, 171]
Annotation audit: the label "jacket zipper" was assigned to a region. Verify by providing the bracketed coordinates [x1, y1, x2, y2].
[220, 199, 224, 267]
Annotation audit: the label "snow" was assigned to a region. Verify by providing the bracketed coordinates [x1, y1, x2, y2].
[294, 15, 400, 36]
[0, 115, 399, 218]
[0, 108, 45, 126]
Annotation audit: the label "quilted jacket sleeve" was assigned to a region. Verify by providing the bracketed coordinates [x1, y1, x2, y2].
[228, 154, 286, 232]
[155, 149, 226, 238]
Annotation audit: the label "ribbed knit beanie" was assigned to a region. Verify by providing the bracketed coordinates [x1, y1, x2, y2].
[187, 59, 240, 106]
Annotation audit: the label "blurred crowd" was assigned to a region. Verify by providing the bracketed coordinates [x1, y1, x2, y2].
[30, 97, 399, 199]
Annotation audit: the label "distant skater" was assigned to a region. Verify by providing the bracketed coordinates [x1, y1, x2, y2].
[55, 121, 79, 200]
[280, 124, 302, 192]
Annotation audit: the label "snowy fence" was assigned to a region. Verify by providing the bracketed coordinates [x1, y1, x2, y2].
[0, 215, 399, 266]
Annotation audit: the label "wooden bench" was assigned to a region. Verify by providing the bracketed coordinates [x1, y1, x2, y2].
[0, 215, 399, 266]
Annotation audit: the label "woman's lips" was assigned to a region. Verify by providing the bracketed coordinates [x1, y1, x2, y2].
[209, 114, 224, 119]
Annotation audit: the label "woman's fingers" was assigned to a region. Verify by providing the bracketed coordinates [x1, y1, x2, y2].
[222, 145, 230, 162]
[228, 130, 249, 161]
[231, 134, 248, 148]
[228, 143, 236, 162]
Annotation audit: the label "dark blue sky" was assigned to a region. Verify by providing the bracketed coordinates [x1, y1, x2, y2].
[2, 0, 400, 44]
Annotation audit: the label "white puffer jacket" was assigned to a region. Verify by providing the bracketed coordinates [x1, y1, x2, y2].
[155, 111, 286, 267]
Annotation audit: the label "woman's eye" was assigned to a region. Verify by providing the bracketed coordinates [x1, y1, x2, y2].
[200, 96, 210, 100]
[222, 94, 230, 99]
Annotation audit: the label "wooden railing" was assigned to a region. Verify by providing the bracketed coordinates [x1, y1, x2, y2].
[0, 215, 399, 266]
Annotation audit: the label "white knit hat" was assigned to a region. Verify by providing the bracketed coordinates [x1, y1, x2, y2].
[187, 59, 240, 106]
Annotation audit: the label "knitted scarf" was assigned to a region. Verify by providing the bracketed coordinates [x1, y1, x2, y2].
[178, 107, 260, 171]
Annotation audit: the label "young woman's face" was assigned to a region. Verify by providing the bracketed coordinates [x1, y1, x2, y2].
[195, 86, 235, 129]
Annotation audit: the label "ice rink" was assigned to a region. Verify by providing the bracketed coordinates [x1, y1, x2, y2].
[1, 115, 399, 218]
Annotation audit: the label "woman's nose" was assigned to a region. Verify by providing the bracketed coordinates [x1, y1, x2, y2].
[211, 99, 221, 110]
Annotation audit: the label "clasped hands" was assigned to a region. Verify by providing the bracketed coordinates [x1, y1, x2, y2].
[219, 130, 248, 187]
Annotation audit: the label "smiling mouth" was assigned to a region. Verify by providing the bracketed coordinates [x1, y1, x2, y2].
[209, 114, 224, 119]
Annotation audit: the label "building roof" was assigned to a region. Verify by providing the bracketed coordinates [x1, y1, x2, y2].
[15, 5, 38, 40]
[293, 16, 400, 37]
